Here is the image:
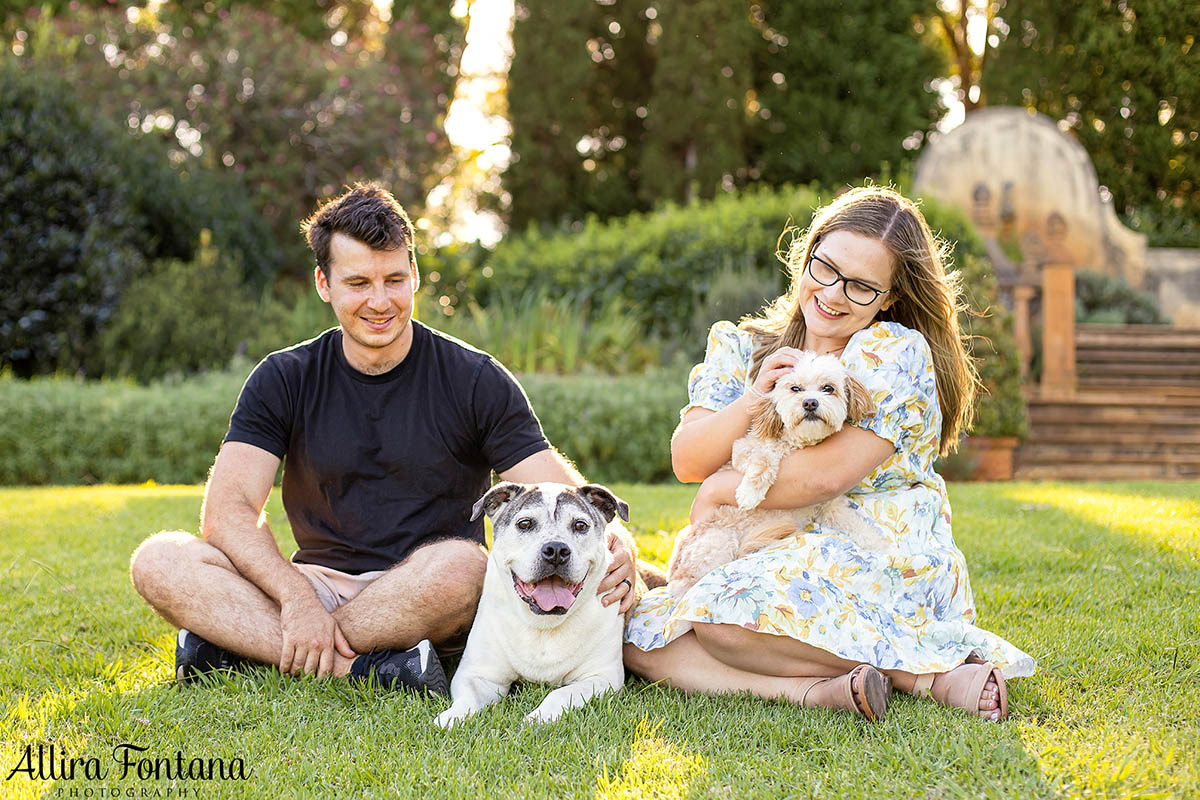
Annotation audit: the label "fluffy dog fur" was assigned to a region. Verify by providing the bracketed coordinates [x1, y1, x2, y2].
[667, 352, 883, 598]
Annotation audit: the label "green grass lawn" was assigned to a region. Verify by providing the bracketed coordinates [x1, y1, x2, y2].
[1, 482, 1197, 799]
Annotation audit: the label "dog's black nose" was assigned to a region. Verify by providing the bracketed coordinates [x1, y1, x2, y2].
[802, 398, 819, 413]
[541, 541, 571, 566]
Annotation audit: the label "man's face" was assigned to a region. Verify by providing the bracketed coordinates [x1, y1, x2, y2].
[315, 232, 418, 366]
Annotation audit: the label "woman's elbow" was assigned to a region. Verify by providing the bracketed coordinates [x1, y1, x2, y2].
[670, 436, 705, 484]
[670, 452, 704, 484]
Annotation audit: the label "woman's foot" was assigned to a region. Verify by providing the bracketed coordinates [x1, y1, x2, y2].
[793, 664, 888, 722]
[912, 661, 1008, 721]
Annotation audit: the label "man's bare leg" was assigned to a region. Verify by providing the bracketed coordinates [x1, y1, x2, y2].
[332, 538, 486, 654]
[130, 532, 484, 677]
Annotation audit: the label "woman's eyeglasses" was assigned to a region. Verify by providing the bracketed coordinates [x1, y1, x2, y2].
[806, 253, 889, 306]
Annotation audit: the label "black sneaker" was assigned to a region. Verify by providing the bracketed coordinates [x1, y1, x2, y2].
[348, 640, 449, 696]
[175, 628, 248, 682]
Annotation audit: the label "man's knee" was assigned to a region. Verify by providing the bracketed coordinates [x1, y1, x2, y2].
[129, 531, 232, 604]
[406, 538, 487, 597]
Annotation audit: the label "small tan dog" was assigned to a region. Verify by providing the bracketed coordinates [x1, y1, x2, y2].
[667, 352, 883, 598]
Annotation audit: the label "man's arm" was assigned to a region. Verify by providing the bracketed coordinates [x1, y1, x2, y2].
[201, 442, 354, 677]
[498, 448, 638, 612]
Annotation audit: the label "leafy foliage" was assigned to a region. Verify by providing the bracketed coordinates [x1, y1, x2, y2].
[477, 184, 818, 354]
[0, 63, 260, 377]
[504, 0, 947, 227]
[96, 234, 261, 383]
[748, 0, 947, 187]
[13, 3, 462, 278]
[427, 291, 663, 376]
[981, 0, 1200, 246]
[506, 0, 653, 229]
[637, 0, 753, 206]
[1075, 270, 1167, 325]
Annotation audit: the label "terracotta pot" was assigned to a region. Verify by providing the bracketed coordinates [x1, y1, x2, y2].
[966, 436, 1019, 481]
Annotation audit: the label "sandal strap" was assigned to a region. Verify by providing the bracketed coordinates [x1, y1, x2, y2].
[911, 672, 936, 698]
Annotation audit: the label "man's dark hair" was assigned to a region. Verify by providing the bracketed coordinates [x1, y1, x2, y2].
[301, 183, 415, 277]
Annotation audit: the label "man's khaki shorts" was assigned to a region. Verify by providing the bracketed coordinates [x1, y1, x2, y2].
[293, 562, 387, 612]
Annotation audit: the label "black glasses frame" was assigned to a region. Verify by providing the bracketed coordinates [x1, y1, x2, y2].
[806, 253, 889, 306]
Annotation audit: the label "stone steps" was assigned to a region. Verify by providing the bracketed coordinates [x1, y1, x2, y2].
[1015, 323, 1200, 480]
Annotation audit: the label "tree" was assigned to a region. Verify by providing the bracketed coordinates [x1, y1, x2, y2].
[506, 0, 655, 230]
[981, 0, 1200, 245]
[504, 0, 949, 228]
[12, 3, 463, 277]
[748, 0, 948, 188]
[1, 65, 175, 376]
[638, 0, 754, 205]
[928, 0, 1002, 112]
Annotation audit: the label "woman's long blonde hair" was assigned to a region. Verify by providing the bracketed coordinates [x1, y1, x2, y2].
[742, 186, 979, 455]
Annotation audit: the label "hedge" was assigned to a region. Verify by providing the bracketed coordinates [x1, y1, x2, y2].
[0, 366, 686, 486]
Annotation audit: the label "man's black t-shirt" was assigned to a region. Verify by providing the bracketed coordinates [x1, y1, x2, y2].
[223, 321, 550, 573]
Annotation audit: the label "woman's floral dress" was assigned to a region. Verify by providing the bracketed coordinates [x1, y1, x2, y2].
[625, 320, 1036, 678]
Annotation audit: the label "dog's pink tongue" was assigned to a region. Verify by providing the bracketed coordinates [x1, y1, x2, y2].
[530, 576, 576, 612]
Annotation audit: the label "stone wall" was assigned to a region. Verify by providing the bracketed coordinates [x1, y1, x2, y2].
[1146, 249, 1200, 326]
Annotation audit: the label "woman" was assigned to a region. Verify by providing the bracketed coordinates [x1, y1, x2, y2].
[624, 186, 1035, 721]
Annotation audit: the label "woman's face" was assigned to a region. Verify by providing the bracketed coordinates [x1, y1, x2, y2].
[796, 229, 895, 353]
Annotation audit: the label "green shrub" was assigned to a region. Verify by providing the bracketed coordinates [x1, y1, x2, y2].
[1075, 270, 1167, 325]
[522, 371, 687, 484]
[424, 290, 664, 375]
[0, 366, 685, 486]
[243, 282, 339, 364]
[0, 369, 246, 486]
[0, 64, 151, 377]
[0, 61, 278, 378]
[97, 234, 261, 382]
[476, 184, 823, 345]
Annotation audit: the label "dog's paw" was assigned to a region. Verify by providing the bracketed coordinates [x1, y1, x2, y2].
[524, 706, 565, 725]
[435, 707, 470, 729]
[735, 481, 767, 510]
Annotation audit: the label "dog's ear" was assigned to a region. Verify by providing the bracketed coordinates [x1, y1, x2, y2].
[471, 482, 528, 521]
[748, 393, 785, 440]
[843, 373, 877, 423]
[578, 484, 630, 523]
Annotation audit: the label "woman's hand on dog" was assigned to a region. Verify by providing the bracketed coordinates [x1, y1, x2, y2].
[598, 531, 637, 613]
[751, 347, 805, 396]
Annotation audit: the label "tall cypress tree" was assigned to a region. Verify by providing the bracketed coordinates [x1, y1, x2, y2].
[637, 0, 755, 205]
[506, 0, 655, 230]
[506, 0, 597, 231]
[748, 0, 946, 188]
[504, 1, 948, 226]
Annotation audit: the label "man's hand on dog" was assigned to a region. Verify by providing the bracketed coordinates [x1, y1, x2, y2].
[598, 531, 637, 613]
[278, 593, 356, 679]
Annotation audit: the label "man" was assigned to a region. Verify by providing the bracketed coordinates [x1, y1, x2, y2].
[129, 184, 639, 693]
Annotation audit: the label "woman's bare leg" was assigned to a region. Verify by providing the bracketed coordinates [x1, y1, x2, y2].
[644, 622, 1001, 720]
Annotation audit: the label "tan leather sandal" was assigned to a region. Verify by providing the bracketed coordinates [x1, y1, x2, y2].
[912, 660, 1008, 721]
[797, 664, 889, 722]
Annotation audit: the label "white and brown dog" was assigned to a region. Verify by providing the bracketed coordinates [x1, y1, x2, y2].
[667, 351, 882, 597]
[436, 482, 629, 727]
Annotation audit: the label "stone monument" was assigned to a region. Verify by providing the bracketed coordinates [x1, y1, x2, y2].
[913, 107, 1148, 285]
